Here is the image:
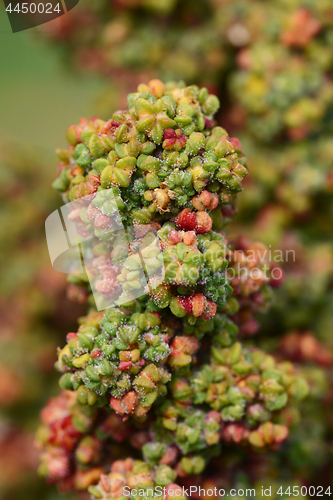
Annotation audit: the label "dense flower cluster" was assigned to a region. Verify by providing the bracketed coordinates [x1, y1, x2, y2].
[89, 458, 185, 500]
[53, 81, 247, 318]
[57, 308, 172, 415]
[35, 81, 313, 499]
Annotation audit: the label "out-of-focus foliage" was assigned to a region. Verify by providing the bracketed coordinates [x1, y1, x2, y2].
[2, 0, 332, 497]
[0, 143, 85, 500]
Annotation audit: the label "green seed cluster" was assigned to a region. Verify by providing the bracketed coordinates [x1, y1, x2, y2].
[55, 82, 247, 218]
[154, 403, 221, 456]
[66, 222, 232, 319]
[193, 342, 309, 419]
[52, 81, 247, 321]
[89, 458, 184, 500]
[36, 81, 313, 498]
[57, 308, 172, 413]
[143, 341, 308, 457]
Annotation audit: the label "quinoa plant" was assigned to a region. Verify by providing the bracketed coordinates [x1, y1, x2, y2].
[36, 81, 310, 497]
[34, 0, 333, 490]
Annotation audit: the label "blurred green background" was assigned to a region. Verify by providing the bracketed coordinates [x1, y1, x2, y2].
[0, 6, 107, 150]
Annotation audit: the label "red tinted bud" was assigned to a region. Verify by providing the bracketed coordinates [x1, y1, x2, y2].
[66, 332, 78, 342]
[119, 361, 132, 371]
[110, 391, 138, 415]
[178, 296, 193, 314]
[221, 423, 250, 444]
[175, 209, 197, 231]
[100, 120, 121, 135]
[91, 349, 102, 359]
[196, 212, 213, 234]
[229, 137, 242, 150]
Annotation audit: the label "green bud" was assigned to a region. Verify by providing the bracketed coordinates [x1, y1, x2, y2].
[141, 141, 156, 155]
[87, 390, 99, 406]
[85, 365, 101, 382]
[185, 132, 206, 155]
[100, 359, 113, 376]
[289, 377, 309, 400]
[202, 95, 220, 115]
[198, 88, 209, 105]
[88, 486, 103, 499]
[141, 389, 158, 407]
[78, 333, 94, 350]
[77, 385, 88, 405]
[139, 155, 161, 172]
[175, 114, 192, 127]
[92, 158, 109, 173]
[221, 405, 244, 421]
[66, 125, 78, 146]
[180, 456, 205, 475]
[77, 150, 91, 167]
[170, 297, 187, 317]
[155, 465, 177, 487]
[59, 373, 73, 390]
[115, 123, 128, 143]
[229, 342, 242, 364]
[52, 177, 68, 192]
[72, 354, 90, 368]
[81, 129, 95, 146]
[142, 442, 165, 463]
